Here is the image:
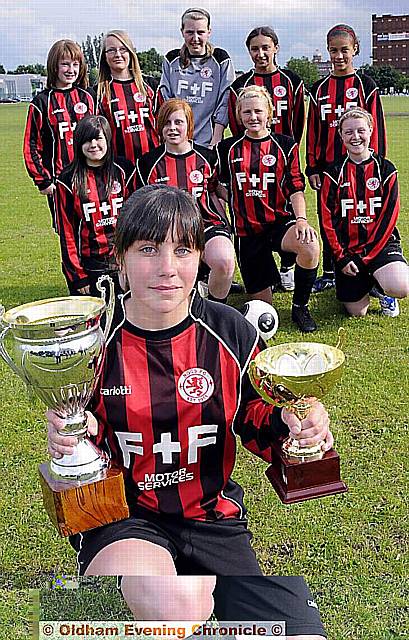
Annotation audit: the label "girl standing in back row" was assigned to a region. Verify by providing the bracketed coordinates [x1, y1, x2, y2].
[228, 26, 306, 292]
[97, 30, 159, 165]
[158, 7, 235, 147]
[306, 24, 387, 293]
[23, 39, 96, 230]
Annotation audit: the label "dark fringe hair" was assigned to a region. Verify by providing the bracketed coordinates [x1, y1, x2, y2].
[71, 115, 114, 201]
[245, 26, 279, 66]
[179, 8, 214, 69]
[115, 185, 205, 264]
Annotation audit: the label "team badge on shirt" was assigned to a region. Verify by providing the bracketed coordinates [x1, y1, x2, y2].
[189, 170, 204, 184]
[178, 368, 214, 403]
[74, 102, 88, 114]
[111, 180, 122, 194]
[366, 177, 380, 191]
[200, 67, 213, 79]
[345, 87, 358, 100]
[262, 154, 276, 167]
[133, 92, 145, 102]
[274, 85, 287, 97]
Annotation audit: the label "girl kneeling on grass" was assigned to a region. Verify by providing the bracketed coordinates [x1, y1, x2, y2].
[47, 185, 330, 638]
[136, 98, 235, 303]
[216, 85, 320, 333]
[55, 115, 135, 297]
[320, 107, 409, 318]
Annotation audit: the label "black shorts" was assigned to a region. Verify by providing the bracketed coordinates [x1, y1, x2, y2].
[70, 507, 261, 576]
[234, 222, 296, 294]
[335, 235, 407, 303]
[213, 576, 326, 637]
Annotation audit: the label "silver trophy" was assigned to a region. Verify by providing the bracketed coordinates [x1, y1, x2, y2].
[0, 276, 129, 535]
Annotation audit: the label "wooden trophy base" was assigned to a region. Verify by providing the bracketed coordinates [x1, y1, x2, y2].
[39, 463, 129, 537]
[265, 440, 348, 504]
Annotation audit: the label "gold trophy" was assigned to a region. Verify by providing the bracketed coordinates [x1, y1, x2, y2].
[248, 329, 347, 503]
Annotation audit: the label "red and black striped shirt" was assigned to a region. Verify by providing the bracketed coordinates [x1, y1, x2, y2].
[91, 292, 288, 521]
[306, 72, 387, 176]
[228, 67, 305, 143]
[55, 158, 136, 289]
[98, 77, 159, 164]
[23, 86, 96, 190]
[320, 152, 399, 268]
[216, 133, 305, 236]
[136, 143, 228, 231]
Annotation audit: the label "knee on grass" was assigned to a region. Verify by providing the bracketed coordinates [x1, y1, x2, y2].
[344, 303, 369, 317]
[121, 575, 216, 621]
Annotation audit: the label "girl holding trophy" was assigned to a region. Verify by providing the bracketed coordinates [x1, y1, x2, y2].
[47, 185, 330, 638]
[55, 114, 136, 296]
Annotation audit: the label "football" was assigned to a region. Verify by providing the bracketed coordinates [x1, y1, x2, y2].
[241, 300, 279, 340]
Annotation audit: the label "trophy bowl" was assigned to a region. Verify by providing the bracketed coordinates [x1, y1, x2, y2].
[0, 295, 109, 480]
[248, 331, 348, 503]
[0, 277, 129, 535]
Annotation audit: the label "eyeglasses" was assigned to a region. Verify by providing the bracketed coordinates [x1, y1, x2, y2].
[105, 46, 128, 56]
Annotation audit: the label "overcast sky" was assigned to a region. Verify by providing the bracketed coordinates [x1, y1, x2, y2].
[1, 0, 408, 72]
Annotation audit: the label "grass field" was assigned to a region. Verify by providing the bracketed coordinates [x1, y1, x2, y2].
[0, 100, 408, 640]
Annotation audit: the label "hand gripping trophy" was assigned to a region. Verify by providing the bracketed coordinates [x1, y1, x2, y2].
[248, 329, 348, 503]
[0, 277, 129, 536]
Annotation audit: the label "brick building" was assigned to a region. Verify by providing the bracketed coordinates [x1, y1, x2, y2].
[372, 13, 409, 75]
[312, 50, 332, 78]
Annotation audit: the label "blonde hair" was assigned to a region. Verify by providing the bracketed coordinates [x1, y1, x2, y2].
[179, 8, 214, 69]
[235, 85, 273, 127]
[98, 30, 146, 105]
[46, 40, 88, 89]
[338, 107, 374, 134]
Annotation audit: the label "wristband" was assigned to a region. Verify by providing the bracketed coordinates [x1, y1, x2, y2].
[295, 216, 307, 221]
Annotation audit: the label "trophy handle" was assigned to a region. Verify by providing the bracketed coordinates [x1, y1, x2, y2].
[249, 360, 282, 405]
[0, 321, 26, 381]
[336, 327, 346, 351]
[96, 275, 115, 342]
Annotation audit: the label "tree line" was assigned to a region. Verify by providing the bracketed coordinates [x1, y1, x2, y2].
[0, 33, 164, 81]
[2, 33, 409, 94]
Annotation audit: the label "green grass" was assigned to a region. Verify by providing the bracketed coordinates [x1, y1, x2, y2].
[381, 95, 409, 114]
[1, 103, 408, 640]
